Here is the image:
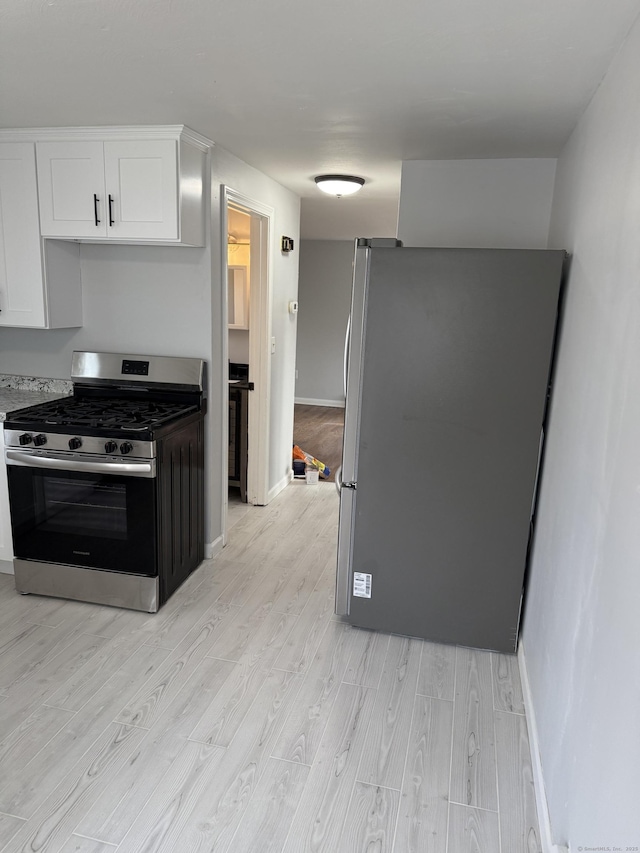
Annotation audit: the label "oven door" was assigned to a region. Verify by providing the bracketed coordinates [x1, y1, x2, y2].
[6, 452, 157, 576]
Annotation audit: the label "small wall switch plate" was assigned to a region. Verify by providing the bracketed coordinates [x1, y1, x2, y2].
[281, 236, 295, 253]
[288, 301, 298, 314]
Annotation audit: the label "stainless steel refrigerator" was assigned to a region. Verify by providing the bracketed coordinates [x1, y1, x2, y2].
[336, 239, 565, 653]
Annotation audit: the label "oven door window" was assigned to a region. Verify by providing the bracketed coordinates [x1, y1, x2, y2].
[8, 467, 157, 576]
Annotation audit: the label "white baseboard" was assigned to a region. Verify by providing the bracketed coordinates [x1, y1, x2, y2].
[295, 397, 345, 408]
[518, 642, 569, 853]
[205, 535, 224, 560]
[0, 559, 14, 575]
[267, 470, 293, 504]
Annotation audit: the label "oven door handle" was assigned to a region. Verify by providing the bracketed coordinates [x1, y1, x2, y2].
[5, 450, 155, 478]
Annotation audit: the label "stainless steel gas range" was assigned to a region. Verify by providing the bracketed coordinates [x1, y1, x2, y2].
[4, 351, 206, 612]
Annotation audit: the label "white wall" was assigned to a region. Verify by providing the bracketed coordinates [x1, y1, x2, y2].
[228, 330, 249, 364]
[0, 241, 216, 540]
[0, 244, 211, 377]
[295, 240, 353, 405]
[0, 141, 300, 552]
[522, 13, 640, 849]
[211, 146, 300, 506]
[398, 158, 557, 247]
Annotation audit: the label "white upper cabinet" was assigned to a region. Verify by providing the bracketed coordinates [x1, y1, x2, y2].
[0, 142, 81, 329]
[104, 140, 178, 240]
[36, 127, 208, 246]
[36, 140, 105, 239]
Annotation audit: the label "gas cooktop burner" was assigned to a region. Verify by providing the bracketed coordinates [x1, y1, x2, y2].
[9, 397, 198, 432]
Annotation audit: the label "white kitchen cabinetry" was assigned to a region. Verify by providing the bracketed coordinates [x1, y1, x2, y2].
[35, 140, 104, 240]
[0, 427, 14, 569]
[0, 142, 81, 329]
[36, 127, 208, 246]
[228, 266, 250, 329]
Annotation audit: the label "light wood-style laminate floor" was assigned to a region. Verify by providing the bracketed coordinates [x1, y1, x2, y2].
[0, 482, 540, 852]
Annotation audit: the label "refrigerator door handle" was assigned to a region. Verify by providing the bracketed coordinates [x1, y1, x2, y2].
[343, 314, 350, 399]
[335, 467, 357, 495]
[335, 241, 370, 617]
[341, 243, 369, 484]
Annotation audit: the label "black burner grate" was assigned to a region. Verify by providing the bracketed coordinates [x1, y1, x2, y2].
[9, 397, 198, 432]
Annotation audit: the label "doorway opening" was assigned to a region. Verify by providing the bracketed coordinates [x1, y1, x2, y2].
[290, 239, 349, 489]
[223, 188, 273, 541]
[292, 404, 344, 484]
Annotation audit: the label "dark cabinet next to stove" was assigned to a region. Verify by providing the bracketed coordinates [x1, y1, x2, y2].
[157, 416, 205, 601]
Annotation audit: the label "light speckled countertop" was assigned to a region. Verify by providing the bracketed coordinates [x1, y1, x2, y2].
[0, 375, 71, 422]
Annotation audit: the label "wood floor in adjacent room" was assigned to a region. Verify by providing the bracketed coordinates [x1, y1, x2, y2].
[293, 403, 345, 483]
[0, 482, 540, 852]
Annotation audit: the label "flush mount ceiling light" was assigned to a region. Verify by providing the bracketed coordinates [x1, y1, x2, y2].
[314, 174, 365, 197]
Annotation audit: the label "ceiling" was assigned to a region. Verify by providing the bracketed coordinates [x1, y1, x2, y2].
[1, 0, 639, 237]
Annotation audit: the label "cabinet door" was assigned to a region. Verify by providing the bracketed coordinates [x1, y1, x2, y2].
[228, 266, 249, 329]
[37, 141, 106, 237]
[104, 140, 178, 240]
[0, 428, 14, 565]
[0, 143, 46, 327]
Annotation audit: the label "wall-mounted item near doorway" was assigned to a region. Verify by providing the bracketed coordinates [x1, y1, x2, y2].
[228, 265, 249, 329]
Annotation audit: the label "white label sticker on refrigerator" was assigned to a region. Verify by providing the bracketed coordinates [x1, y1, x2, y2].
[353, 572, 372, 598]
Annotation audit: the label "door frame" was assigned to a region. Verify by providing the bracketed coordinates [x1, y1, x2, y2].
[222, 187, 274, 536]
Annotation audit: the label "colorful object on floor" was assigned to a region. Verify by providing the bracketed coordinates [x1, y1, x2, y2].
[292, 444, 330, 478]
[305, 467, 320, 484]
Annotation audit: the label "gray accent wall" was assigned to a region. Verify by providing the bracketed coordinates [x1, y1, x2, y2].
[522, 12, 640, 848]
[300, 197, 399, 241]
[294, 240, 354, 405]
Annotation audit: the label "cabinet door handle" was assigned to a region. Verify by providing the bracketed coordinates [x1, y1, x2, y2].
[93, 194, 100, 226]
[108, 194, 115, 227]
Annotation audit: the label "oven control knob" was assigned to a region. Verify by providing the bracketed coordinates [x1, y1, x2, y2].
[33, 434, 47, 446]
[18, 433, 33, 445]
[104, 440, 118, 454]
[120, 442, 133, 455]
[68, 437, 82, 450]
